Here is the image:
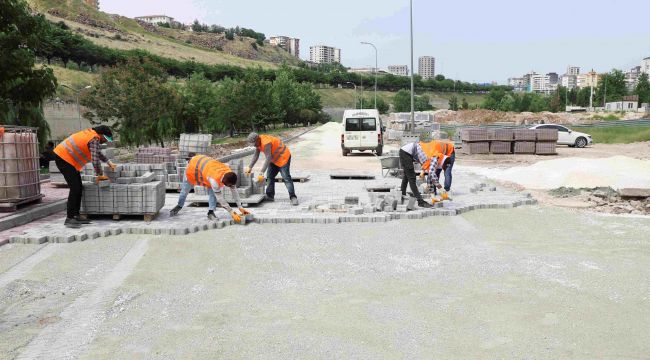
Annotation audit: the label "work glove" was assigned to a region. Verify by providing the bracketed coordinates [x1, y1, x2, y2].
[441, 192, 449, 201]
[431, 197, 439, 204]
[107, 161, 117, 171]
[257, 175, 265, 183]
[419, 171, 425, 180]
[230, 211, 241, 223]
[96, 175, 109, 183]
[244, 166, 252, 176]
[239, 207, 251, 215]
[169, 205, 182, 216]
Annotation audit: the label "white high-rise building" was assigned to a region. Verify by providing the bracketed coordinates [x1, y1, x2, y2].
[642, 57, 650, 74]
[508, 77, 526, 92]
[561, 75, 577, 89]
[530, 74, 551, 94]
[309, 45, 341, 64]
[566, 66, 580, 76]
[269, 36, 300, 58]
[388, 65, 409, 76]
[418, 56, 436, 80]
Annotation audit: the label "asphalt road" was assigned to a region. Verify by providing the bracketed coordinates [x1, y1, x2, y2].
[1, 123, 649, 359]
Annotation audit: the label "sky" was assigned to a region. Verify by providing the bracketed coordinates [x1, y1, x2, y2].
[100, 0, 650, 84]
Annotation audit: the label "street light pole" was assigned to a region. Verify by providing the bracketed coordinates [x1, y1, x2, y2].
[409, 0, 415, 131]
[361, 41, 378, 109]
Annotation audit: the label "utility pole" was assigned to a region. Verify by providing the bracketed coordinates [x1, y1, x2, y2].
[409, 0, 415, 131]
[360, 42, 378, 109]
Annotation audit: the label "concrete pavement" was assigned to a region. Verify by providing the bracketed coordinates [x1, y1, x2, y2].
[1, 123, 649, 358]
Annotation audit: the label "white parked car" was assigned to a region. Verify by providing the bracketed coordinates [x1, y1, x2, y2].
[529, 124, 593, 148]
[341, 109, 384, 156]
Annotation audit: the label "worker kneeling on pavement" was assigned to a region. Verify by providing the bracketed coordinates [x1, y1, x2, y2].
[53, 125, 117, 228]
[399, 141, 442, 208]
[245, 132, 298, 206]
[421, 140, 456, 196]
[170, 154, 250, 222]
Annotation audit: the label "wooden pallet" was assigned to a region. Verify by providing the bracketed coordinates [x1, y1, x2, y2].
[330, 172, 376, 180]
[273, 175, 310, 183]
[0, 194, 44, 213]
[79, 212, 159, 222]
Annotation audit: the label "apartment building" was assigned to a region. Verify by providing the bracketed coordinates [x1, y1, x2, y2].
[508, 77, 526, 92]
[566, 66, 580, 76]
[388, 65, 409, 76]
[309, 45, 341, 64]
[269, 36, 300, 58]
[135, 15, 175, 25]
[577, 71, 600, 89]
[418, 56, 436, 80]
[642, 57, 650, 74]
[561, 75, 577, 89]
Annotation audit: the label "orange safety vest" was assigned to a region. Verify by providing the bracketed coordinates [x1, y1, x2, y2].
[185, 155, 232, 188]
[421, 140, 455, 171]
[53, 129, 101, 171]
[258, 134, 291, 167]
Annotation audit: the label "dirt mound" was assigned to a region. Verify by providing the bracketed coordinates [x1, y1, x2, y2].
[549, 187, 650, 215]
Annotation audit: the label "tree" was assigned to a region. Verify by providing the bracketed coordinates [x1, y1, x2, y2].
[1, 0, 58, 147]
[81, 58, 182, 146]
[635, 73, 650, 104]
[392, 90, 433, 112]
[461, 98, 469, 110]
[356, 97, 389, 114]
[448, 96, 459, 111]
[497, 95, 515, 112]
[175, 72, 218, 133]
[596, 70, 627, 105]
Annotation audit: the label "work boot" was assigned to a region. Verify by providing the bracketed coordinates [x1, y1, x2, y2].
[64, 218, 81, 229]
[207, 210, 217, 220]
[290, 196, 299, 206]
[74, 216, 92, 224]
[169, 205, 182, 216]
[264, 195, 275, 202]
[417, 200, 432, 208]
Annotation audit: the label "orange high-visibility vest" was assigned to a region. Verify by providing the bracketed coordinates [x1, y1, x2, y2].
[185, 155, 232, 188]
[421, 140, 455, 171]
[53, 129, 101, 171]
[258, 135, 291, 167]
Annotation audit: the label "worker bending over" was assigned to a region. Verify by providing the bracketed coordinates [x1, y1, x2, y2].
[245, 132, 298, 206]
[170, 154, 250, 222]
[399, 141, 441, 208]
[421, 140, 456, 196]
[53, 125, 116, 228]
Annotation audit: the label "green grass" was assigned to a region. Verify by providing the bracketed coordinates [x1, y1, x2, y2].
[590, 114, 620, 121]
[577, 125, 650, 144]
[315, 88, 486, 109]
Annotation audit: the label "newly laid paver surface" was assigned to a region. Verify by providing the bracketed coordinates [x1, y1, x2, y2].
[1, 123, 649, 358]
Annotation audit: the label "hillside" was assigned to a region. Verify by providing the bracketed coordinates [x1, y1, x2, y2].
[27, 0, 301, 68]
[316, 88, 487, 109]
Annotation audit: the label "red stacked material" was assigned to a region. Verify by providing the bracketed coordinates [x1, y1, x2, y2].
[490, 141, 512, 154]
[535, 128, 559, 141]
[513, 129, 537, 141]
[461, 142, 490, 154]
[461, 128, 489, 142]
[514, 141, 536, 154]
[535, 141, 557, 155]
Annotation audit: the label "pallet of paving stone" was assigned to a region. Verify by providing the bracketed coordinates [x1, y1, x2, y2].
[534, 128, 558, 141]
[460, 128, 489, 142]
[79, 212, 159, 222]
[490, 141, 513, 154]
[273, 175, 310, 183]
[488, 129, 514, 141]
[0, 193, 44, 212]
[535, 141, 557, 155]
[513, 129, 537, 141]
[329, 172, 376, 180]
[513, 141, 536, 154]
[460, 141, 489, 155]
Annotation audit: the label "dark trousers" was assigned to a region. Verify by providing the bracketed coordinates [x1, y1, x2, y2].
[434, 152, 455, 194]
[399, 149, 423, 201]
[55, 154, 82, 219]
[266, 156, 296, 199]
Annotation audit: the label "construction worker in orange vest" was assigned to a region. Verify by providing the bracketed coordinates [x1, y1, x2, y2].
[169, 154, 250, 222]
[53, 125, 116, 228]
[245, 132, 298, 206]
[420, 140, 456, 198]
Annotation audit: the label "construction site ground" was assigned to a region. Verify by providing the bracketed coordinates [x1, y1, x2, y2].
[1, 123, 649, 358]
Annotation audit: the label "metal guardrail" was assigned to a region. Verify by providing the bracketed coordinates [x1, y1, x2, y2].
[439, 118, 650, 131]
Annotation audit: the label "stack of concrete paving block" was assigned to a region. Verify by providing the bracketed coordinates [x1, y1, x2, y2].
[513, 129, 537, 154]
[80, 162, 166, 217]
[135, 147, 174, 164]
[488, 129, 513, 154]
[461, 128, 490, 154]
[534, 128, 558, 155]
[179, 133, 212, 158]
